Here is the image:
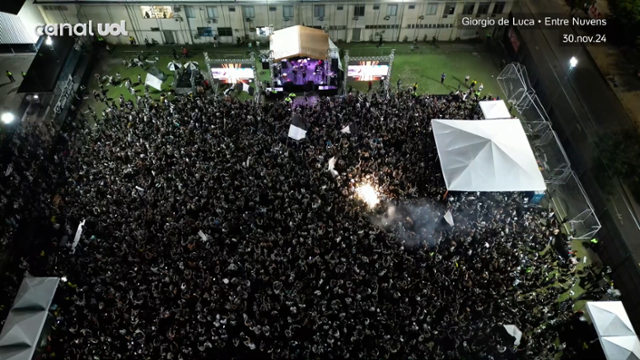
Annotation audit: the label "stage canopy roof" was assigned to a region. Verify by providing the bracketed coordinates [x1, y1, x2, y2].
[431, 119, 546, 192]
[479, 100, 511, 119]
[587, 302, 640, 360]
[12, 277, 59, 311]
[270, 25, 329, 61]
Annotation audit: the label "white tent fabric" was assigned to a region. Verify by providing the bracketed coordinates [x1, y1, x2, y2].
[503, 324, 523, 346]
[431, 119, 546, 192]
[479, 100, 511, 119]
[13, 277, 60, 311]
[270, 25, 330, 61]
[0, 310, 48, 347]
[288, 125, 307, 141]
[601, 336, 640, 360]
[587, 302, 637, 337]
[328, 39, 343, 71]
[0, 346, 35, 360]
[0, 277, 59, 360]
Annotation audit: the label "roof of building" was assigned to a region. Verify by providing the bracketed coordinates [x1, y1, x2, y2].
[18, 35, 75, 93]
[270, 25, 330, 61]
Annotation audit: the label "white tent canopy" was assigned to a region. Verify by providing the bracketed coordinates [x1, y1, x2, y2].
[587, 301, 640, 360]
[588, 302, 637, 337]
[601, 336, 640, 360]
[12, 277, 59, 311]
[431, 119, 546, 192]
[0, 277, 60, 360]
[328, 39, 343, 71]
[479, 100, 511, 119]
[270, 25, 330, 61]
[0, 311, 48, 347]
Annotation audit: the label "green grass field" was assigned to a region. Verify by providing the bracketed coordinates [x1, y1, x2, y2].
[86, 41, 504, 115]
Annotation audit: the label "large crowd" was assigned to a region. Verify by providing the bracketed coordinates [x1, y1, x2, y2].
[0, 83, 609, 360]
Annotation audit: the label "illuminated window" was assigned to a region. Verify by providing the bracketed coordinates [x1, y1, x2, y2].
[140, 6, 173, 19]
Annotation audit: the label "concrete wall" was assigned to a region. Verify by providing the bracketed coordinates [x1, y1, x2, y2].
[34, 0, 515, 44]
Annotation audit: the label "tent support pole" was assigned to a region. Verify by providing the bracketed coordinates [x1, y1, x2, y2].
[443, 190, 449, 200]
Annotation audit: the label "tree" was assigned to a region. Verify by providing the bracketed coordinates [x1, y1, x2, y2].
[595, 129, 640, 197]
[611, 0, 640, 42]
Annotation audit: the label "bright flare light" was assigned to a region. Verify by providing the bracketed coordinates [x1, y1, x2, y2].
[1, 112, 15, 124]
[45, 36, 52, 46]
[356, 184, 380, 208]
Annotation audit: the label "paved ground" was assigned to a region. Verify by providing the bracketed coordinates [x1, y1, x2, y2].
[513, 0, 640, 261]
[0, 54, 35, 117]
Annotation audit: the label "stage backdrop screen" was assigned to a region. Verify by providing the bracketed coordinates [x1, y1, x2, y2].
[347, 61, 389, 81]
[210, 64, 254, 84]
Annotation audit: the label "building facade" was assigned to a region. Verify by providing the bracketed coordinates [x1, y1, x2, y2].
[29, 0, 515, 45]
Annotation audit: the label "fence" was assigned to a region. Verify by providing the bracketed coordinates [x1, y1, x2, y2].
[498, 62, 601, 239]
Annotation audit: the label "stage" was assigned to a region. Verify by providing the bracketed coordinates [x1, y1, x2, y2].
[268, 25, 342, 95]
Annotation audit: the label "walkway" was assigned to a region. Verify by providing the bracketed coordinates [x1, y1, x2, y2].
[0, 54, 35, 116]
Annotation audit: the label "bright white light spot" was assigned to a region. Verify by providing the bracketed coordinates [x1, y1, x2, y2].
[33, 95, 39, 99]
[356, 184, 379, 208]
[1, 113, 15, 124]
[45, 36, 52, 46]
[569, 56, 578, 68]
[60, 276, 67, 282]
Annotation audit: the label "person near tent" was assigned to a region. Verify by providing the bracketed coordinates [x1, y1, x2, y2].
[441, 73, 446, 84]
[470, 79, 477, 89]
[464, 74, 470, 85]
[368, 81, 372, 92]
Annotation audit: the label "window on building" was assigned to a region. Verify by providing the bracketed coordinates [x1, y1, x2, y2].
[218, 27, 233, 36]
[314, 5, 325, 18]
[150, 27, 160, 31]
[140, 6, 173, 19]
[228, 6, 235, 12]
[283, 5, 293, 17]
[197, 27, 213, 36]
[492, 1, 506, 15]
[408, 4, 415, 9]
[337, 6, 343, 10]
[354, 5, 365, 17]
[184, 6, 196, 18]
[269, 6, 276, 12]
[443, 3, 456, 16]
[387, 4, 398, 16]
[425, 3, 438, 15]
[477, 2, 490, 15]
[206, 6, 218, 18]
[373, 5, 380, 10]
[462, 2, 475, 15]
[244, 6, 255, 18]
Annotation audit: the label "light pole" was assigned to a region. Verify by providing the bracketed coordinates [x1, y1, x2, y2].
[551, 56, 577, 105]
[1, 112, 15, 124]
[45, 36, 59, 62]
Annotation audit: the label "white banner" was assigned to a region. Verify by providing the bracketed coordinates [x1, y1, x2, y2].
[71, 219, 86, 253]
[145, 73, 163, 91]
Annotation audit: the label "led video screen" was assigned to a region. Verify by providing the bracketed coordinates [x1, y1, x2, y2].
[210, 64, 254, 84]
[347, 61, 390, 81]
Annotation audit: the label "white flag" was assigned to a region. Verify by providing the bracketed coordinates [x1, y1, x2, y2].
[71, 219, 86, 252]
[198, 230, 209, 242]
[340, 125, 350, 134]
[443, 210, 454, 226]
